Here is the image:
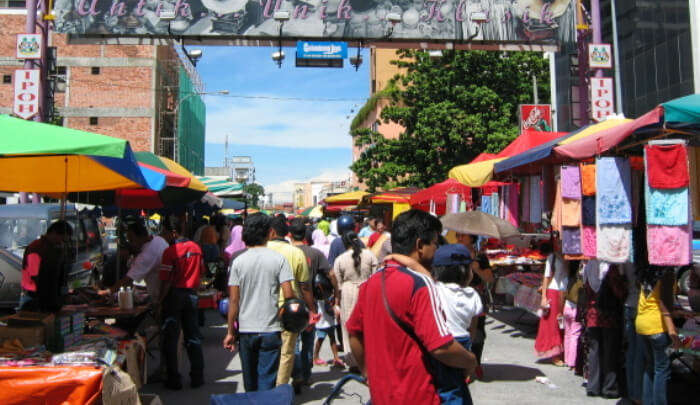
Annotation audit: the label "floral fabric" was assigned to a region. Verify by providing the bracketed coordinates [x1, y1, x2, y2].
[596, 224, 632, 263]
[562, 226, 581, 255]
[644, 182, 689, 226]
[647, 225, 691, 266]
[582, 225, 596, 257]
[561, 165, 582, 199]
[596, 157, 632, 224]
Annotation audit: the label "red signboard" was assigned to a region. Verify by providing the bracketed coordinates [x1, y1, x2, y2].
[13, 69, 40, 120]
[519, 104, 553, 132]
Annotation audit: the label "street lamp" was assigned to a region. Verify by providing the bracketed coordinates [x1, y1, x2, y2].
[171, 89, 229, 163]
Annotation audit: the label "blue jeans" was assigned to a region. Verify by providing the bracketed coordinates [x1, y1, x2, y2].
[293, 329, 315, 383]
[624, 306, 644, 401]
[641, 333, 671, 405]
[456, 335, 472, 351]
[162, 288, 204, 384]
[238, 332, 282, 392]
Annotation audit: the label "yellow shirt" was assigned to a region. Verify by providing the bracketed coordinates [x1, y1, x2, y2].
[635, 283, 666, 336]
[267, 240, 310, 306]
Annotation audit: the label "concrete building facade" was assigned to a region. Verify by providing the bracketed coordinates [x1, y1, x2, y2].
[0, 3, 205, 174]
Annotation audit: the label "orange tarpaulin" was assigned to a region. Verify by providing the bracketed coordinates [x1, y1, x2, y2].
[0, 366, 103, 405]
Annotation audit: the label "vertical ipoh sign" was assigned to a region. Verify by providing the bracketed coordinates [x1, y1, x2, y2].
[590, 77, 614, 122]
[14, 69, 40, 120]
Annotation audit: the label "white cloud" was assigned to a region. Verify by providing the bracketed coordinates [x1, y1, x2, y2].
[204, 97, 356, 149]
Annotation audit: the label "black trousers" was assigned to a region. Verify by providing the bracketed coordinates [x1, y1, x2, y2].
[586, 326, 621, 397]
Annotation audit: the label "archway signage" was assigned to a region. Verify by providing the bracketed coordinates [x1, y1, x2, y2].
[53, 0, 575, 50]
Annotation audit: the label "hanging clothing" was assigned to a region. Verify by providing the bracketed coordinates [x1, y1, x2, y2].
[645, 183, 689, 226]
[562, 199, 582, 227]
[225, 225, 246, 258]
[529, 176, 542, 224]
[521, 177, 531, 223]
[644, 144, 689, 189]
[596, 157, 632, 225]
[551, 177, 563, 233]
[597, 225, 632, 263]
[647, 225, 691, 266]
[505, 184, 519, 227]
[562, 227, 582, 255]
[582, 196, 596, 226]
[561, 165, 582, 199]
[582, 226, 597, 258]
[581, 163, 596, 196]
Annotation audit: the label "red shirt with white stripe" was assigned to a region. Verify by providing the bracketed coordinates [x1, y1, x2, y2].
[159, 239, 203, 289]
[345, 261, 453, 405]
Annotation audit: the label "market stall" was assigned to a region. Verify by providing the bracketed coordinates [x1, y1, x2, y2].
[0, 119, 167, 404]
[410, 179, 471, 216]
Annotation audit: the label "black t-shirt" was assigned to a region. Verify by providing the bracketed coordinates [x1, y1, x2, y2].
[297, 245, 330, 281]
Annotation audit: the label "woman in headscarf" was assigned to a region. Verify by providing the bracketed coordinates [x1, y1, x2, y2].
[224, 224, 246, 262]
[311, 229, 330, 259]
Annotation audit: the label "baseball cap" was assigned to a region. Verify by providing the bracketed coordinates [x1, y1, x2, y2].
[433, 244, 472, 267]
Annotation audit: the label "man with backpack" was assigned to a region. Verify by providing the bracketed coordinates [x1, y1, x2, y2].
[346, 210, 476, 404]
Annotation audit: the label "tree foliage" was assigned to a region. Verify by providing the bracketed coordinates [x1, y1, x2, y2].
[243, 183, 265, 208]
[350, 50, 550, 191]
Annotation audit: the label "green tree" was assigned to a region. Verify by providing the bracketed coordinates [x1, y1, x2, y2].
[351, 50, 550, 191]
[243, 183, 265, 208]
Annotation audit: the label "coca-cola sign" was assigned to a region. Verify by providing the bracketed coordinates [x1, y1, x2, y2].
[53, 0, 575, 47]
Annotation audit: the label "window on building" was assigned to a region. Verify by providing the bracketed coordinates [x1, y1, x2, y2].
[89, 117, 98, 125]
[55, 66, 66, 93]
[2, 75, 11, 84]
[91, 67, 100, 75]
[0, 0, 27, 7]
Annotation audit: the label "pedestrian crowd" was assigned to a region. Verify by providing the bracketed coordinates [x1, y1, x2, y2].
[533, 233, 686, 405]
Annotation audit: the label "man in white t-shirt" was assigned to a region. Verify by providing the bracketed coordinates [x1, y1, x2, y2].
[101, 221, 169, 300]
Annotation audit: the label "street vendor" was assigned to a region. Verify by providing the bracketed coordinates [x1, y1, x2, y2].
[19, 220, 73, 313]
[100, 220, 169, 300]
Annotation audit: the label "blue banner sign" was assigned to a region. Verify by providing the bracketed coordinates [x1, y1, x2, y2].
[297, 42, 348, 60]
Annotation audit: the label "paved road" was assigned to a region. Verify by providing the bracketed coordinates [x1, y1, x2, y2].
[139, 307, 620, 404]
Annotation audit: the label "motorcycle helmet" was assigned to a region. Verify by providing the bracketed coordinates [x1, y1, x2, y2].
[279, 298, 310, 333]
[218, 298, 229, 319]
[337, 215, 355, 235]
[313, 272, 334, 300]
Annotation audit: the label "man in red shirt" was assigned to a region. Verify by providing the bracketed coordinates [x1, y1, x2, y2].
[346, 210, 476, 405]
[158, 214, 204, 390]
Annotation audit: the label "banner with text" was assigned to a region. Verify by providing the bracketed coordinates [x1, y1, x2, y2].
[53, 0, 575, 47]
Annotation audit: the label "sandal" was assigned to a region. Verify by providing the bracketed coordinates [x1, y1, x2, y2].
[552, 360, 566, 367]
[332, 359, 347, 368]
[313, 358, 326, 366]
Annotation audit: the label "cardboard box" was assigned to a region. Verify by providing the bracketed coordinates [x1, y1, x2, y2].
[0, 312, 55, 348]
[0, 324, 45, 348]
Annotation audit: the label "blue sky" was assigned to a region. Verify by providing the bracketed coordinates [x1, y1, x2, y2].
[196, 46, 369, 201]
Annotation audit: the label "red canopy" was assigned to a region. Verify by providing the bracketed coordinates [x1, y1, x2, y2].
[410, 179, 471, 206]
[470, 152, 497, 163]
[410, 179, 471, 215]
[496, 130, 566, 158]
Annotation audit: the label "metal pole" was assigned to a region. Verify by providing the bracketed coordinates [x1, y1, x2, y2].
[590, 0, 603, 79]
[548, 52, 558, 131]
[610, 0, 624, 114]
[532, 74, 539, 105]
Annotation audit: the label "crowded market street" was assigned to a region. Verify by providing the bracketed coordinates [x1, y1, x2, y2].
[2, 1, 700, 404]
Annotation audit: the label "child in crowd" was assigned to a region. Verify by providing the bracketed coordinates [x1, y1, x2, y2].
[313, 297, 345, 368]
[433, 244, 484, 353]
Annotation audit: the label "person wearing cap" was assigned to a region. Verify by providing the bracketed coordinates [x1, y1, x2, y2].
[432, 244, 484, 353]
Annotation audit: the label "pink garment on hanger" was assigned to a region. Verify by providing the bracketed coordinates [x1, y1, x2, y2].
[647, 225, 691, 266]
[582, 225, 596, 258]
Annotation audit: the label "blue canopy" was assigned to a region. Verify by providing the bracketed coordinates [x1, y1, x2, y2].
[493, 131, 577, 174]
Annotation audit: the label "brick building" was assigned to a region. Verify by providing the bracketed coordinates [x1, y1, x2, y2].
[0, 2, 205, 174]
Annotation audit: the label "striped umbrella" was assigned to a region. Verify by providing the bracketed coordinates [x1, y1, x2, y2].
[197, 176, 245, 197]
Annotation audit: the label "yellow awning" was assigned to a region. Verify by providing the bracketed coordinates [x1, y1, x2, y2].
[448, 158, 507, 187]
[324, 191, 368, 204]
[557, 117, 632, 146]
